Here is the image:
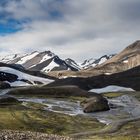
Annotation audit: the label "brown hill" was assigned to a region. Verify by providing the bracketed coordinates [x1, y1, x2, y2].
[48, 40, 140, 78]
[88, 40, 140, 73]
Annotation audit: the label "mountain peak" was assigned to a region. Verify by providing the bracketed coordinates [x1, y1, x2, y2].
[0, 50, 80, 73]
[126, 40, 140, 50]
[39, 51, 55, 57]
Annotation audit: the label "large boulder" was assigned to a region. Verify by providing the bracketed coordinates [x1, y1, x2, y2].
[0, 82, 11, 89]
[81, 95, 110, 113]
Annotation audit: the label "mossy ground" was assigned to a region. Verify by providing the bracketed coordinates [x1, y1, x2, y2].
[87, 136, 140, 140]
[102, 92, 124, 98]
[79, 118, 140, 140]
[88, 119, 140, 140]
[0, 102, 104, 136]
[86, 91, 140, 140]
[1, 89, 140, 139]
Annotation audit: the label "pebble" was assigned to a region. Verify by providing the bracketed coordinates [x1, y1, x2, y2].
[0, 130, 73, 140]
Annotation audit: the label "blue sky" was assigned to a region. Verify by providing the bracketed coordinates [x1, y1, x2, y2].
[0, 0, 140, 61]
[0, 19, 22, 34]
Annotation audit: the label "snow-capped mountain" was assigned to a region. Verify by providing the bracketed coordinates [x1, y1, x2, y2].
[65, 58, 81, 70]
[0, 51, 116, 74]
[80, 54, 115, 69]
[0, 51, 81, 72]
[0, 53, 26, 64]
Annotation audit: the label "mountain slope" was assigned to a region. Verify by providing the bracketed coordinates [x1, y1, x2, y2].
[80, 54, 115, 69]
[47, 65, 140, 91]
[49, 40, 140, 78]
[0, 51, 81, 72]
[87, 40, 140, 73]
[1, 40, 140, 78]
[0, 63, 54, 87]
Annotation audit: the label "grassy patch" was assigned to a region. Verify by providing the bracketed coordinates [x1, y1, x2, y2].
[102, 92, 124, 98]
[88, 136, 140, 140]
[0, 103, 104, 136]
[87, 119, 140, 140]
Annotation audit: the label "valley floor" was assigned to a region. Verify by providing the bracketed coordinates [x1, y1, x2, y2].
[0, 88, 140, 140]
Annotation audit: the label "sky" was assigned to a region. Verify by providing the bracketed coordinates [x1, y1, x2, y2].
[0, 0, 140, 62]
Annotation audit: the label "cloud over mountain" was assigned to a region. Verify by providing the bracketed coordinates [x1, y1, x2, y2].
[0, 0, 140, 61]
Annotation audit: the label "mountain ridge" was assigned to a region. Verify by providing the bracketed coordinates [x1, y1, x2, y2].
[0, 50, 114, 73]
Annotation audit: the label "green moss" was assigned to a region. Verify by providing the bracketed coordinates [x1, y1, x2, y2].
[24, 102, 48, 110]
[86, 119, 140, 140]
[102, 92, 124, 98]
[117, 119, 140, 136]
[88, 136, 140, 140]
[0, 103, 104, 136]
[3, 89, 140, 138]
[129, 91, 140, 101]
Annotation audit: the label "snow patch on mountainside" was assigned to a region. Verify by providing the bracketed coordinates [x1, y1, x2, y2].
[0, 53, 26, 63]
[0, 51, 115, 72]
[65, 58, 81, 70]
[123, 60, 129, 63]
[16, 52, 39, 65]
[0, 67, 53, 85]
[42, 60, 59, 72]
[80, 54, 115, 69]
[0, 51, 81, 72]
[90, 85, 135, 93]
[98, 57, 108, 65]
[8, 81, 31, 87]
[39, 53, 55, 64]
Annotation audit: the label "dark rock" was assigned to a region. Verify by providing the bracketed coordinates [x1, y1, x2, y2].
[0, 82, 11, 89]
[0, 71, 18, 82]
[10, 64, 25, 71]
[0, 97, 20, 105]
[20, 79, 33, 84]
[34, 81, 43, 85]
[81, 95, 110, 113]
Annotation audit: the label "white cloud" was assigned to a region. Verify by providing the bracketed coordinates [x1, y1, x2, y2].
[0, 0, 140, 62]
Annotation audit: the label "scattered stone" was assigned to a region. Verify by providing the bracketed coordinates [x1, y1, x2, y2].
[0, 130, 73, 140]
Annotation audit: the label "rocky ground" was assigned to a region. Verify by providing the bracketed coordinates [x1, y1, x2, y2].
[0, 130, 72, 140]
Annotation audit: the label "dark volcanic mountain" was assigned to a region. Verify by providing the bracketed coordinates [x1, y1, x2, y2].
[47, 65, 140, 91]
